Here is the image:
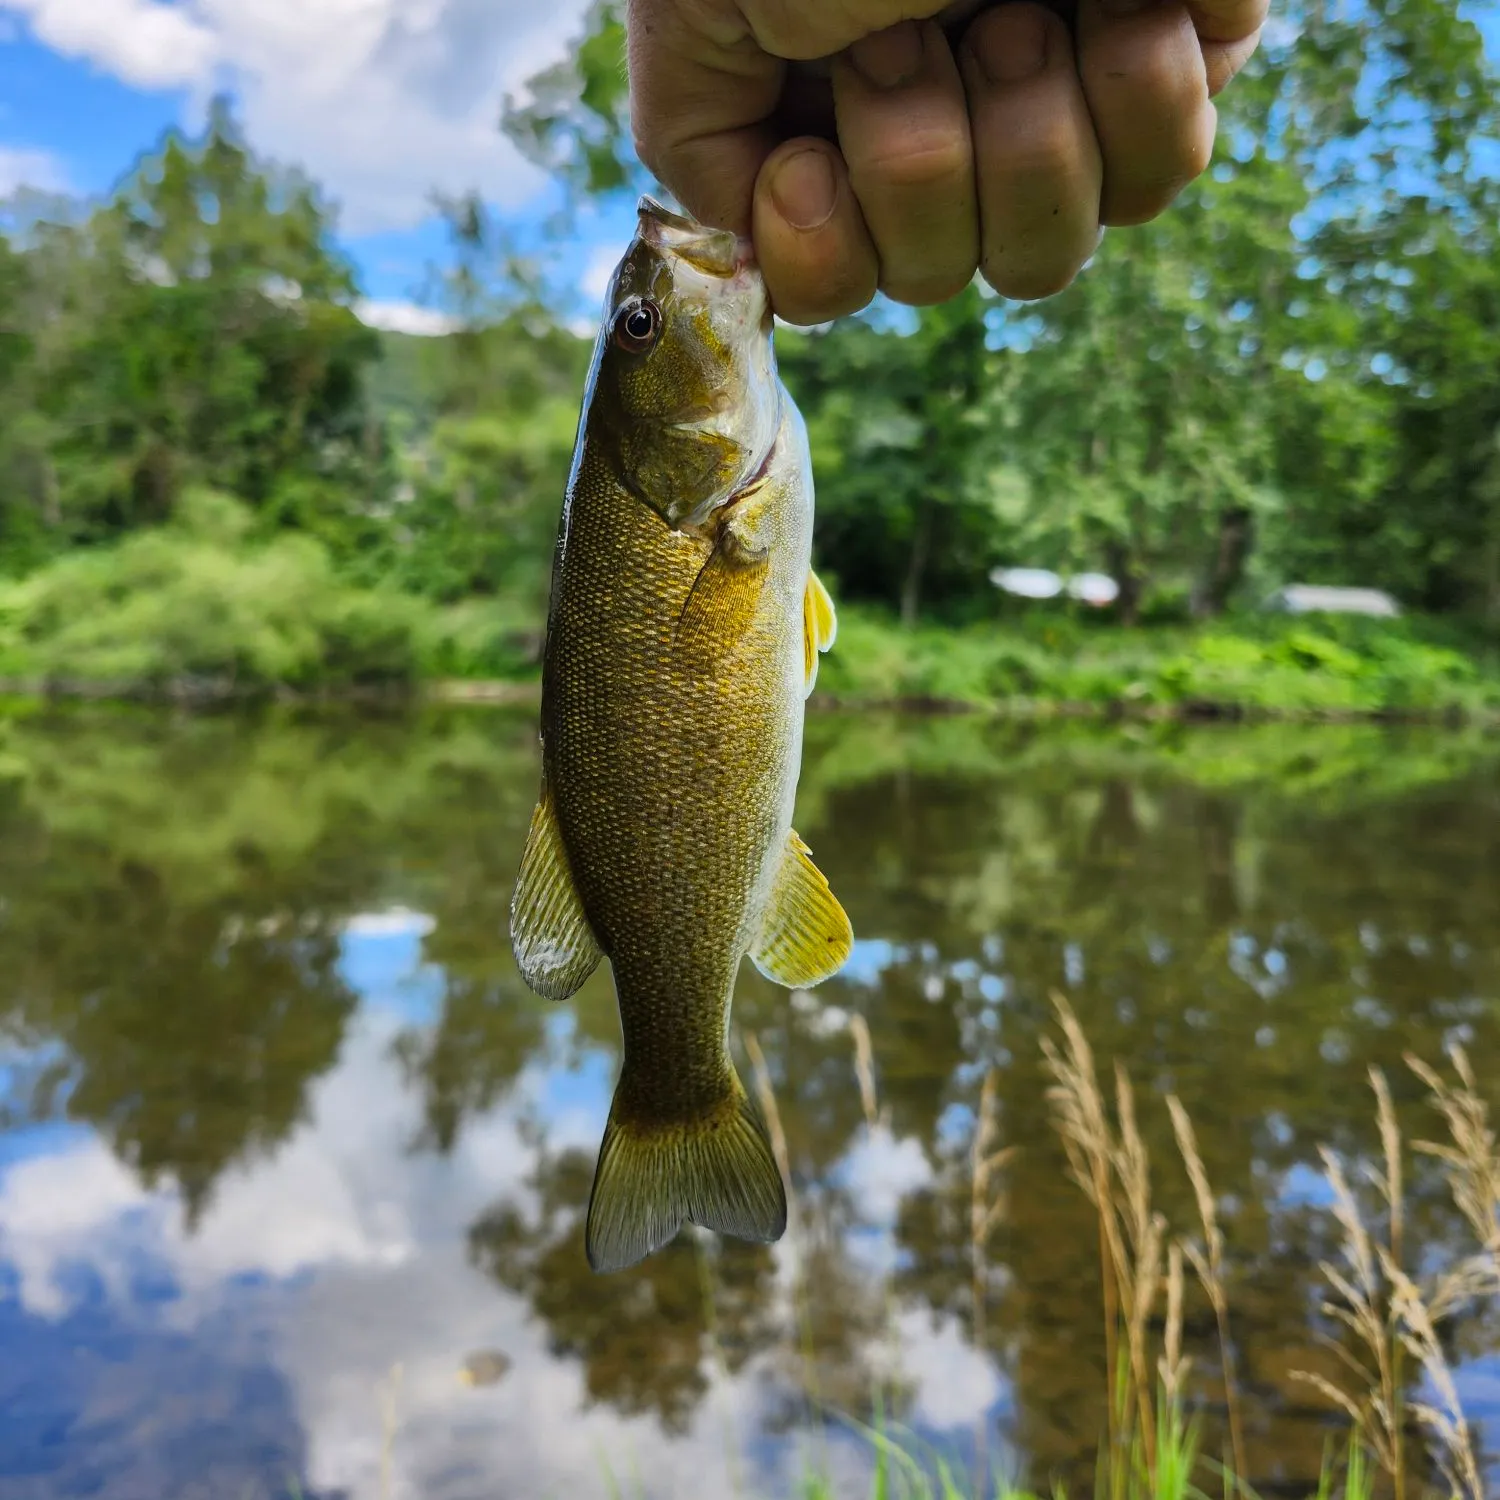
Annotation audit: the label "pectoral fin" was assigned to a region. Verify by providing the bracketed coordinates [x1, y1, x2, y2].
[750, 829, 853, 990]
[676, 529, 769, 668]
[802, 568, 838, 696]
[509, 775, 602, 1001]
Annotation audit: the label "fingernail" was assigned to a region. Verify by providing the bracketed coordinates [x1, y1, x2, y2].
[849, 20, 925, 89]
[972, 10, 1050, 84]
[770, 150, 837, 232]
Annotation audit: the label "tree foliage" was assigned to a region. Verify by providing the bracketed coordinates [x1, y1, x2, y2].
[497, 0, 1500, 624]
[1, 100, 380, 561]
[1, 3, 1499, 693]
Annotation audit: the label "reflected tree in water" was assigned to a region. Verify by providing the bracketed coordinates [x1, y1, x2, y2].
[467, 1144, 780, 1433]
[0, 706, 1495, 1490]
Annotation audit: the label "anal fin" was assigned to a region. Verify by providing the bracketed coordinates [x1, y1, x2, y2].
[750, 829, 852, 989]
[509, 773, 602, 1001]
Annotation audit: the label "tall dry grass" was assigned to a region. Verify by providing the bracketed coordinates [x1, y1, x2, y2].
[1290, 1047, 1500, 1500]
[718, 997, 1500, 1499]
[1038, 992, 1499, 1500]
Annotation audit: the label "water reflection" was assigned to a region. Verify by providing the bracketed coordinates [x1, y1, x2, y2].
[0, 706, 1496, 1496]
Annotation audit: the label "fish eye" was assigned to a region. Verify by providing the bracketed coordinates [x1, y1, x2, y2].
[614, 298, 661, 354]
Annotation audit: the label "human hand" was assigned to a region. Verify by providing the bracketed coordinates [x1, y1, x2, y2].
[626, 0, 1265, 323]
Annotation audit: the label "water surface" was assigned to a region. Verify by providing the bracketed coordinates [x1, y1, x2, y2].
[0, 706, 1497, 1497]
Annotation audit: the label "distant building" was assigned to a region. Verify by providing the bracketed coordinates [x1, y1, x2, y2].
[990, 567, 1123, 608]
[991, 567, 1063, 600]
[1264, 585, 1401, 618]
[1066, 573, 1120, 608]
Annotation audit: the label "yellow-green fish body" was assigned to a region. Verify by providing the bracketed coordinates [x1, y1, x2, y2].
[509, 197, 849, 1273]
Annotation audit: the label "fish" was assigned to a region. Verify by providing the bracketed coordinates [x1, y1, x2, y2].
[508, 195, 852, 1274]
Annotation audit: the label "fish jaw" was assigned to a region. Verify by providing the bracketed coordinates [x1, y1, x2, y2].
[636, 195, 753, 278]
[635, 197, 779, 530]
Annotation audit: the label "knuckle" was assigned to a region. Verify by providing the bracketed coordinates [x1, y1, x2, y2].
[998, 120, 1091, 182]
[850, 131, 973, 194]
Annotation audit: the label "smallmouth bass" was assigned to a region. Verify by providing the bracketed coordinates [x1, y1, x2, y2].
[509, 196, 851, 1273]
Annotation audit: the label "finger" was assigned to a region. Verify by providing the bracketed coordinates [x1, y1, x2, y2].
[1076, 0, 1217, 227]
[1184, 0, 1266, 93]
[1197, 25, 1263, 96]
[626, 0, 782, 233]
[742, 0, 966, 60]
[830, 20, 978, 306]
[1184, 0, 1268, 43]
[959, 4, 1102, 301]
[752, 139, 880, 324]
[627, 0, 963, 234]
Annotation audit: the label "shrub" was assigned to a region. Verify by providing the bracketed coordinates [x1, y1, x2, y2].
[0, 490, 422, 693]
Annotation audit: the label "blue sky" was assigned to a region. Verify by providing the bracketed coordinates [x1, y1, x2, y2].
[0, 0, 633, 332]
[2, 3, 1497, 334]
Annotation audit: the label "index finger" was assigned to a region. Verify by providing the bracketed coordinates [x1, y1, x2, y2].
[626, 0, 958, 233]
[1186, 0, 1266, 93]
[1184, 0, 1268, 41]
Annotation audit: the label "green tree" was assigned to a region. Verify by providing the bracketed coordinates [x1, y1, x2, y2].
[781, 293, 1008, 624]
[3, 98, 381, 552]
[501, 1, 639, 212]
[355, 194, 593, 616]
[1241, 0, 1500, 614]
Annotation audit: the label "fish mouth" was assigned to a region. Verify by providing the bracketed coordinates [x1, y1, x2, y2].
[637, 194, 754, 279]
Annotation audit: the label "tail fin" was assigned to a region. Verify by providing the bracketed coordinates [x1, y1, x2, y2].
[585, 1070, 787, 1274]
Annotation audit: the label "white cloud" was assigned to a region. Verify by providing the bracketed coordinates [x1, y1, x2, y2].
[354, 298, 460, 336]
[1, 0, 596, 233]
[893, 1307, 1004, 1431]
[579, 241, 622, 307]
[0, 934, 1002, 1498]
[0, 143, 69, 195]
[0, 1004, 793, 1499]
[841, 1124, 932, 1226]
[6, 0, 216, 88]
[0, 1139, 152, 1317]
[343, 904, 441, 933]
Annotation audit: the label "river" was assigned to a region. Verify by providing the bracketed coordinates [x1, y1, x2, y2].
[0, 705, 1496, 1497]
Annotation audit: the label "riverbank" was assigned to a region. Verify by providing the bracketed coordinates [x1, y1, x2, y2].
[2, 511, 1496, 719]
[5, 604, 1498, 725]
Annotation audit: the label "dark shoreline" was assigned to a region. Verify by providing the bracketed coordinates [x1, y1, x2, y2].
[2, 676, 1495, 728]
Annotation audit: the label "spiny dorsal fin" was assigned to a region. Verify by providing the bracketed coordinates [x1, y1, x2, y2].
[749, 829, 852, 990]
[509, 773, 602, 1001]
[802, 569, 838, 697]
